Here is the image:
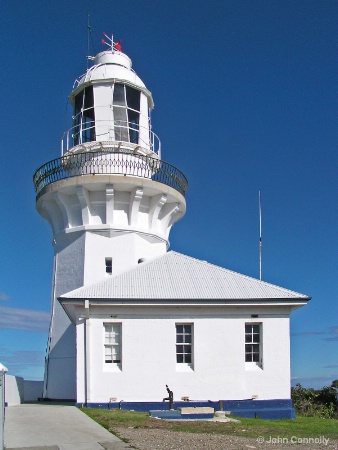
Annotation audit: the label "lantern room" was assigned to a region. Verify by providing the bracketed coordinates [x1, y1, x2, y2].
[62, 45, 160, 158]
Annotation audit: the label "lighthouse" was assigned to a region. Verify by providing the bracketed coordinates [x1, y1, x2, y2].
[34, 37, 309, 418]
[34, 38, 187, 399]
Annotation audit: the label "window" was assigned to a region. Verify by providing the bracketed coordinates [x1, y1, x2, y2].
[176, 324, 193, 365]
[104, 323, 121, 366]
[245, 323, 262, 366]
[105, 257, 112, 274]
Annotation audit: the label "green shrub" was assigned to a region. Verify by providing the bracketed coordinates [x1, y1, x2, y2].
[291, 381, 338, 419]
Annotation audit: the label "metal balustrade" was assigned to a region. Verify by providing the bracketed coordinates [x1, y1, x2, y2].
[61, 120, 161, 157]
[33, 150, 188, 198]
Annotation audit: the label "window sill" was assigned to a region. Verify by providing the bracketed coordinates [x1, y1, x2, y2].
[176, 363, 194, 372]
[104, 364, 122, 372]
[245, 362, 263, 371]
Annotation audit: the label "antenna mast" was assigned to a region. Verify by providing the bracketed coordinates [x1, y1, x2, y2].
[259, 191, 262, 280]
[87, 13, 91, 69]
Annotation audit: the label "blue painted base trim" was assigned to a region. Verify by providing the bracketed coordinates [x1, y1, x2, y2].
[77, 399, 295, 420]
[150, 410, 214, 420]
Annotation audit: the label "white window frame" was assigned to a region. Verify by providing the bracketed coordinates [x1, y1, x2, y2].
[176, 323, 193, 370]
[104, 323, 122, 370]
[245, 323, 263, 369]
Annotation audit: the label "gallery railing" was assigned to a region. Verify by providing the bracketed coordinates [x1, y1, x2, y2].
[33, 150, 188, 198]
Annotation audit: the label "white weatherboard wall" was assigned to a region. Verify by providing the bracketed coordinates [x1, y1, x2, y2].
[75, 305, 291, 404]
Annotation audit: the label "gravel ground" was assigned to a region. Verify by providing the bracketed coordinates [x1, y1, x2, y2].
[112, 427, 338, 450]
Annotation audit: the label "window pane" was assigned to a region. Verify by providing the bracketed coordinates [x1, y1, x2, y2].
[183, 325, 191, 334]
[253, 353, 260, 362]
[176, 335, 183, 343]
[83, 86, 94, 110]
[185, 354, 191, 363]
[183, 345, 191, 354]
[126, 86, 140, 111]
[176, 325, 183, 333]
[113, 84, 126, 106]
[177, 354, 183, 363]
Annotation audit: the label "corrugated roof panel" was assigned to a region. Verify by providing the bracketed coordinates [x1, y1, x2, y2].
[60, 251, 310, 301]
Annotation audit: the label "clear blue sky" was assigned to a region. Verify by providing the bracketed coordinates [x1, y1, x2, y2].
[0, 0, 336, 389]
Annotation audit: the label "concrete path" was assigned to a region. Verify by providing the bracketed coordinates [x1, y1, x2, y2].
[4, 404, 133, 450]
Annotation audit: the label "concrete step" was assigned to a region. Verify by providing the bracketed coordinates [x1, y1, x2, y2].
[150, 410, 181, 419]
[150, 407, 214, 420]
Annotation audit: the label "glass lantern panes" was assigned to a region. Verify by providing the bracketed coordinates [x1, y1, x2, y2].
[112, 83, 140, 144]
[73, 86, 95, 146]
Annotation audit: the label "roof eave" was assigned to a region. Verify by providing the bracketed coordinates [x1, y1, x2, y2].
[59, 296, 310, 306]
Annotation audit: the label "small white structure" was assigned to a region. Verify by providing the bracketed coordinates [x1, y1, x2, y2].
[0, 363, 8, 449]
[34, 38, 309, 416]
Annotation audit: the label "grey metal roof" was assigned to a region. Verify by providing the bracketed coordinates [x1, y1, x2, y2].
[59, 251, 310, 302]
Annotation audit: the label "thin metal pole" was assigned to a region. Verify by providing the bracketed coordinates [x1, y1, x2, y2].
[259, 191, 262, 280]
[86, 14, 90, 70]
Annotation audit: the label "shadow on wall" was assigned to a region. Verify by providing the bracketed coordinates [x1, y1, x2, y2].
[24, 380, 44, 402]
[5, 375, 43, 405]
[44, 323, 76, 400]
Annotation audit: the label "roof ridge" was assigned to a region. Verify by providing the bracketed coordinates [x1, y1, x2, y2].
[59, 251, 310, 301]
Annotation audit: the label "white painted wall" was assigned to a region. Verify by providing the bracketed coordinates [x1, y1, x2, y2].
[5, 375, 24, 406]
[75, 305, 292, 403]
[44, 226, 168, 398]
[83, 232, 166, 285]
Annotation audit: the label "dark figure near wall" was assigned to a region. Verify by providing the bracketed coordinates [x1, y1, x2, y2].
[163, 384, 174, 410]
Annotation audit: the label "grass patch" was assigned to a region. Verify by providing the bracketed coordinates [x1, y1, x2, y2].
[230, 415, 338, 439]
[81, 407, 338, 441]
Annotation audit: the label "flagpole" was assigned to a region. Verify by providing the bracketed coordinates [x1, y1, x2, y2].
[259, 191, 262, 280]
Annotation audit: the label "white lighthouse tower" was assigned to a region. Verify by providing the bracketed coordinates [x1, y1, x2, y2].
[34, 38, 187, 399]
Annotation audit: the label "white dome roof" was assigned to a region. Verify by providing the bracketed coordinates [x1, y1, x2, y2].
[71, 50, 153, 108]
